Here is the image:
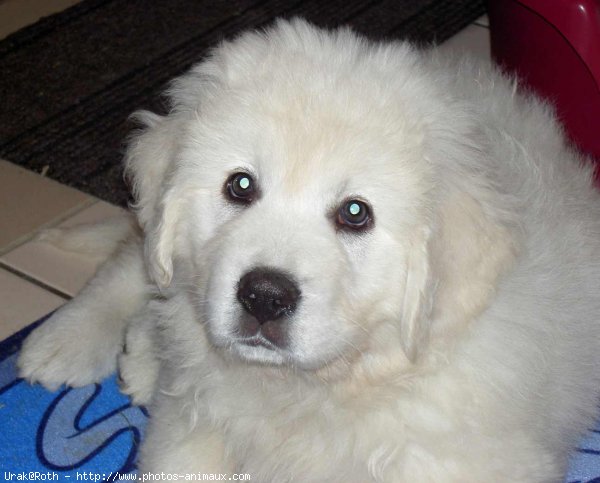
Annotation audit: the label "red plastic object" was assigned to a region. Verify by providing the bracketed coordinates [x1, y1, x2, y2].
[488, 0, 600, 181]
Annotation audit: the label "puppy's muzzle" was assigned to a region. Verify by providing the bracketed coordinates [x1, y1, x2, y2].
[236, 268, 300, 347]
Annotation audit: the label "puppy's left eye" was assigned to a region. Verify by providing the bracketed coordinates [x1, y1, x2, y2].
[225, 172, 256, 204]
[337, 199, 372, 230]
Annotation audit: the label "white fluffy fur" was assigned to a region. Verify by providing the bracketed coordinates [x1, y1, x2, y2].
[18, 19, 600, 482]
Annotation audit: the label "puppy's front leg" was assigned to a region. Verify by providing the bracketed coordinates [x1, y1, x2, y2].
[18, 236, 150, 389]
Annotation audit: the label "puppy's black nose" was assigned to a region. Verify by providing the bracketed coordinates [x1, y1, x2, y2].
[237, 268, 300, 324]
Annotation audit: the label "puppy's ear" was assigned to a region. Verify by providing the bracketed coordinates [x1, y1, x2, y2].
[400, 193, 518, 361]
[399, 227, 435, 362]
[143, 189, 183, 288]
[125, 111, 182, 288]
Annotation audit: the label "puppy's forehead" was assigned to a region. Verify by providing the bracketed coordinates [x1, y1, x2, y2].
[182, 25, 434, 204]
[190, 79, 429, 208]
[246, 92, 426, 199]
[262, 114, 386, 194]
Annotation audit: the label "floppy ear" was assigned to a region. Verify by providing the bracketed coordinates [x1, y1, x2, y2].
[399, 226, 435, 362]
[142, 188, 184, 288]
[125, 111, 182, 288]
[400, 192, 518, 361]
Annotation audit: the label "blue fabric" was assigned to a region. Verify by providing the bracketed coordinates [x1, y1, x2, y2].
[0, 318, 147, 481]
[0, 317, 599, 482]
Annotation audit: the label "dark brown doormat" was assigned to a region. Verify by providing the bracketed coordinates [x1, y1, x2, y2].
[0, 0, 485, 206]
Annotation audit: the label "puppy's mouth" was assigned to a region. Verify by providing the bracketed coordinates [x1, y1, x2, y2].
[231, 332, 288, 366]
[236, 313, 289, 347]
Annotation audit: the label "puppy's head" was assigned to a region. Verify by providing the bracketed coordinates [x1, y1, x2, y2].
[126, 19, 518, 371]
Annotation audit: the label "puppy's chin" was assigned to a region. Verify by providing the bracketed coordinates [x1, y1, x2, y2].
[232, 340, 288, 366]
[226, 336, 335, 371]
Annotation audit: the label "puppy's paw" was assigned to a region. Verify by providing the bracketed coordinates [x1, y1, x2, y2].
[18, 307, 119, 390]
[118, 347, 159, 406]
[117, 316, 159, 406]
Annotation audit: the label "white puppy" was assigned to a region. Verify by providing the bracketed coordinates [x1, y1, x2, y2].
[18, 19, 600, 482]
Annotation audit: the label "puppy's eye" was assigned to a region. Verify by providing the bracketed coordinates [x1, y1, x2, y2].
[337, 199, 372, 230]
[225, 172, 256, 204]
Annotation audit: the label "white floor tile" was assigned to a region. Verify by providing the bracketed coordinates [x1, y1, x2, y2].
[0, 268, 66, 340]
[0, 0, 82, 40]
[59, 200, 126, 227]
[438, 23, 491, 62]
[0, 160, 93, 254]
[1, 201, 127, 297]
[474, 14, 489, 27]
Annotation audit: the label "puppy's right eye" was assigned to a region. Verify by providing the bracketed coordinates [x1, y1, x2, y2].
[225, 172, 256, 204]
[336, 199, 372, 231]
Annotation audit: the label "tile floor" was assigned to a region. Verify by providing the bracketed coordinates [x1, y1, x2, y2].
[0, 9, 491, 340]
